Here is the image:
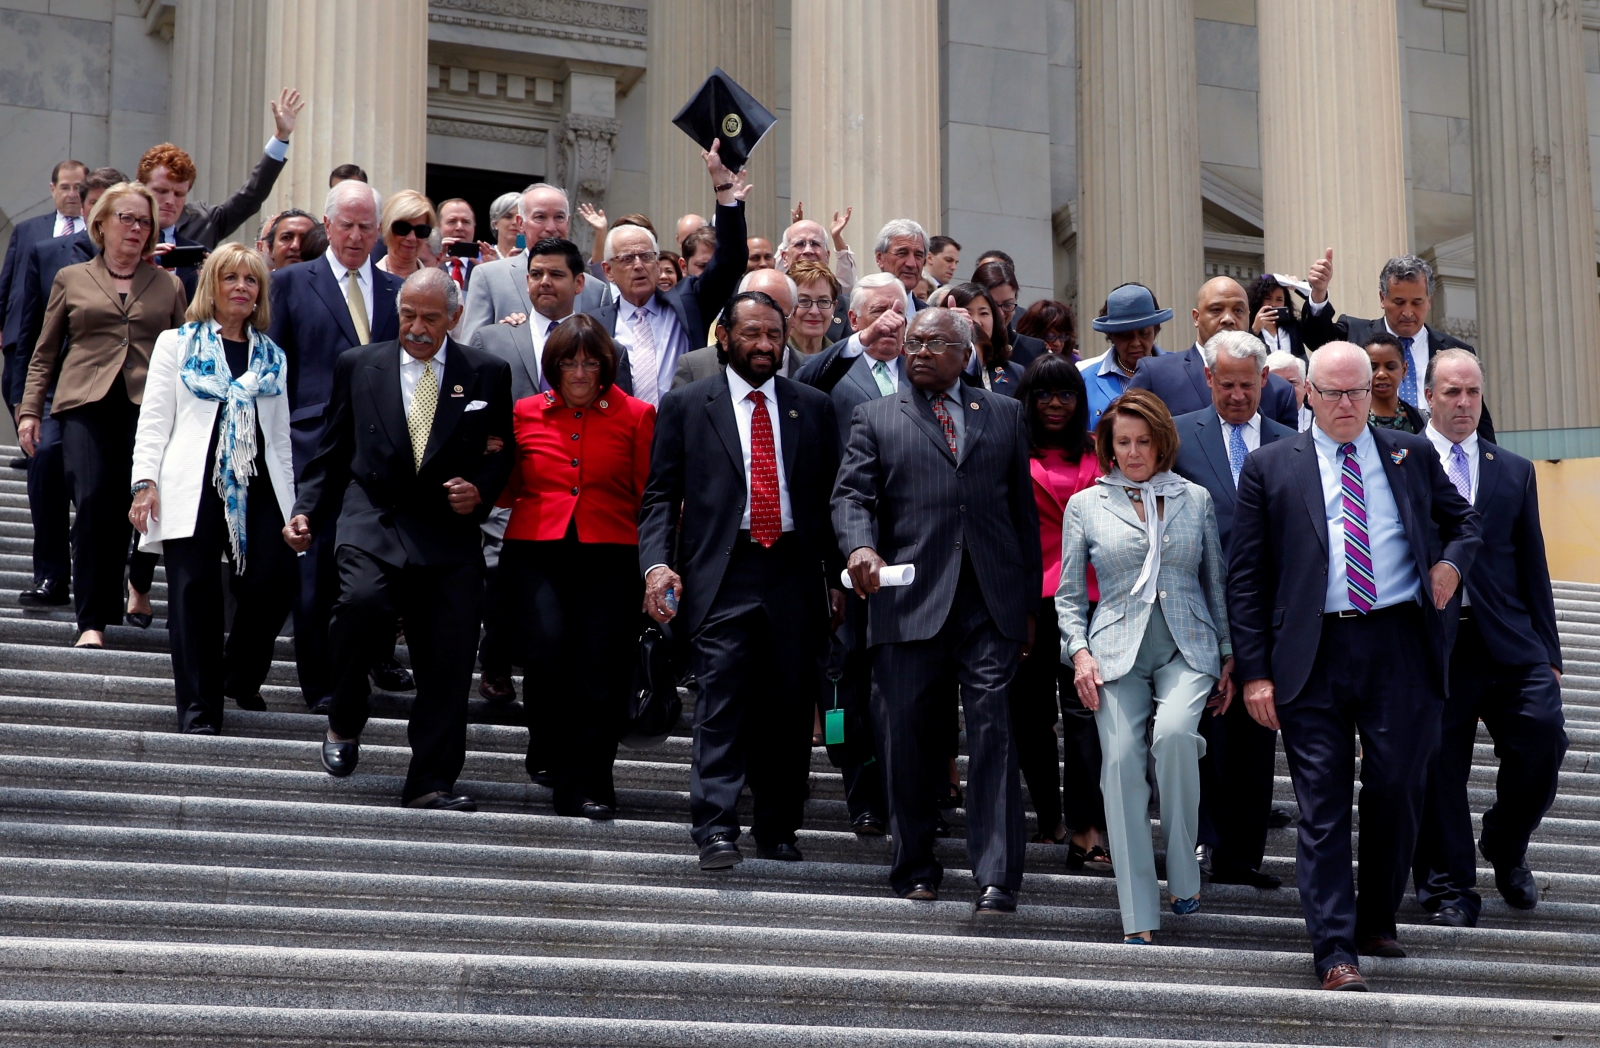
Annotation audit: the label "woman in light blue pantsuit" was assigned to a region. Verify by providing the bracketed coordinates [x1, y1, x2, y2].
[1056, 388, 1233, 944]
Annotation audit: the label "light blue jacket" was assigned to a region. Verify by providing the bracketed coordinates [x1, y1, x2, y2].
[1056, 479, 1231, 681]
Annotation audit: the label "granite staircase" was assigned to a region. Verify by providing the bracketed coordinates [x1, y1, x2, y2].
[0, 446, 1597, 1046]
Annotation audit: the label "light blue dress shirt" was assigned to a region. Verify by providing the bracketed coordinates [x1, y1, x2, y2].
[1311, 425, 1421, 613]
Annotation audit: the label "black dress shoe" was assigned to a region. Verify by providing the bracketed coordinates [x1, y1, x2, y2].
[1268, 806, 1295, 828]
[370, 657, 415, 691]
[936, 783, 963, 810]
[309, 696, 333, 715]
[1357, 934, 1406, 958]
[321, 737, 359, 777]
[580, 801, 616, 820]
[406, 792, 476, 811]
[900, 881, 937, 901]
[1429, 905, 1476, 928]
[1210, 866, 1282, 890]
[231, 693, 267, 712]
[932, 813, 951, 838]
[1482, 842, 1539, 909]
[975, 885, 1017, 913]
[699, 831, 742, 870]
[184, 724, 219, 736]
[850, 813, 886, 836]
[757, 841, 803, 862]
[17, 581, 68, 607]
[124, 611, 152, 629]
[478, 673, 516, 703]
[8, 456, 28, 470]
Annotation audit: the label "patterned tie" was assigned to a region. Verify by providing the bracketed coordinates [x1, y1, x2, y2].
[931, 394, 959, 458]
[1398, 336, 1419, 407]
[1340, 442, 1376, 613]
[629, 306, 659, 405]
[871, 359, 895, 397]
[1227, 422, 1248, 487]
[408, 359, 437, 469]
[346, 269, 371, 345]
[1447, 441, 1472, 502]
[746, 391, 781, 547]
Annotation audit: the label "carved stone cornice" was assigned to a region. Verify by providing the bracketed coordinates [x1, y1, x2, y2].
[426, 117, 548, 147]
[428, 0, 646, 48]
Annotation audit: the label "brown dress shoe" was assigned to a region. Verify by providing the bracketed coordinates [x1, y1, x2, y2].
[1357, 935, 1406, 958]
[478, 673, 515, 703]
[1321, 963, 1367, 991]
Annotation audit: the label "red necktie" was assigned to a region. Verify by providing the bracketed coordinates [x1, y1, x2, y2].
[931, 393, 958, 457]
[746, 390, 781, 547]
[450, 259, 465, 288]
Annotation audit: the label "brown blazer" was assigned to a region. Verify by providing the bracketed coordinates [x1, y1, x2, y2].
[20, 255, 187, 419]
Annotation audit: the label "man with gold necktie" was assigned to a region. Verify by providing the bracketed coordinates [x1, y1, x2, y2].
[284, 268, 513, 811]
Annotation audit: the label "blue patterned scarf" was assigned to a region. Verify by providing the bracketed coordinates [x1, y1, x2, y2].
[177, 321, 285, 570]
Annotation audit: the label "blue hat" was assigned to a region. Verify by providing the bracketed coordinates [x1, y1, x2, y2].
[1092, 283, 1173, 333]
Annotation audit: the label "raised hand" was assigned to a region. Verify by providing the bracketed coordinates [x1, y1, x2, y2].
[1308, 248, 1333, 303]
[271, 87, 305, 140]
[577, 202, 608, 232]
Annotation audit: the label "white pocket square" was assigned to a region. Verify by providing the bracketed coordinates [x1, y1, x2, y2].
[463, 399, 489, 412]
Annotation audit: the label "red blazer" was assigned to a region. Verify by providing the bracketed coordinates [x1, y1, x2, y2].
[501, 388, 656, 544]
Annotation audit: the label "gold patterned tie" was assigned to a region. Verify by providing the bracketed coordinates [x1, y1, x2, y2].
[346, 269, 371, 345]
[408, 359, 437, 468]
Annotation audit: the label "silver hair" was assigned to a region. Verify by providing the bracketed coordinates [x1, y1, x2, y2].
[874, 218, 928, 256]
[323, 179, 381, 223]
[738, 268, 799, 314]
[1378, 253, 1435, 298]
[1306, 341, 1369, 386]
[603, 223, 659, 260]
[1201, 329, 1269, 371]
[849, 271, 909, 316]
[400, 265, 461, 314]
[1424, 347, 1484, 392]
[488, 191, 521, 227]
[779, 218, 829, 259]
[1265, 350, 1306, 380]
[519, 182, 570, 221]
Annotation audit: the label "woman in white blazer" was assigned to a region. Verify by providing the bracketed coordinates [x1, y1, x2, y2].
[129, 244, 298, 734]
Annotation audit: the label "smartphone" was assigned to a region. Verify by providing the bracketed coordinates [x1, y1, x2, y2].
[447, 241, 478, 258]
[514, 232, 526, 251]
[1273, 306, 1294, 327]
[157, 245, 206, 269]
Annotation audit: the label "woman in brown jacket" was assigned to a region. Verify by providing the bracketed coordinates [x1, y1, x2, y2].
[17, 182, 187, 648]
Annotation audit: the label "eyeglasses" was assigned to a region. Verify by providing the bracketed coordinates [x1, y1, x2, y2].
[609, 251, 659, 267]
[557, 358, 602, 372]
[788, 237, 826, 251]
[1310, 384, 1371, 404]
[1042, 333, 1067, 348]
[391, 220, 432, 239]
[1031, 390, 1078, 404]
[113, 212, 154, 231]
[995, 299, 1018, 316]
[903, 338, 962, 356]
[796, 296, 834, 313]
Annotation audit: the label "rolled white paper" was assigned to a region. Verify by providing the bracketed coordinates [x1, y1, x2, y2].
[841, 564, 916, 588]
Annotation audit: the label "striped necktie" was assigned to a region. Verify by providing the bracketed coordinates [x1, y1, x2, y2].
[629, 306, 658, 405]
[1340, 442, 1376, 613]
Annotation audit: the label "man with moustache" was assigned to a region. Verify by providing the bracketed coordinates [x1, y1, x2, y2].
[257, 209, 317, 272]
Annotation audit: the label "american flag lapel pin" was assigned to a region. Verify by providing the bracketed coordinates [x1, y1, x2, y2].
[1389, 448, 1408, 465]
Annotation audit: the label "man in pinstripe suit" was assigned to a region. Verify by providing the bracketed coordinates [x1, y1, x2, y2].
[833, 308, 1041, 910]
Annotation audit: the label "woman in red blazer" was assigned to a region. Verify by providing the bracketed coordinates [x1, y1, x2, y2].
[496, 314, 656, 819]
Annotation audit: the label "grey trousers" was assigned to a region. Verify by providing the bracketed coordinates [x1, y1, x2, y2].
[1095, 606, 1214, 934]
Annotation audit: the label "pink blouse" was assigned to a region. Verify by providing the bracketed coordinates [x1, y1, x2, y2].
[1033, 449, 1102, 600]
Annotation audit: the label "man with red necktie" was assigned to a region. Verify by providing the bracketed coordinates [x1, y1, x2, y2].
[640, 290, 845, 871]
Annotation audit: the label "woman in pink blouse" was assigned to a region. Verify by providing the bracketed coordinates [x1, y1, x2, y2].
[1010, 353, 1112, 871]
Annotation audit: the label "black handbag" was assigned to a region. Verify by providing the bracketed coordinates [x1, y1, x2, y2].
[621, 618, 685, 749]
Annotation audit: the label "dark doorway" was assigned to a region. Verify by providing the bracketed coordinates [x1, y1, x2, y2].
[424, 163, 540, 243]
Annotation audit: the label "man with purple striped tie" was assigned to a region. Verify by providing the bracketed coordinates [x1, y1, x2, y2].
[1226, 341, 1479, 993]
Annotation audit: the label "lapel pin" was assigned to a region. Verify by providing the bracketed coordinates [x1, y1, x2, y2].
[969, 402, 979, 410]
[453, 384, 463, 393]
[598, 399, 609, 409]
[788, 409, 799, 418]
[1389, 449, 1408, 465]
[1485, 452, 1495, 460]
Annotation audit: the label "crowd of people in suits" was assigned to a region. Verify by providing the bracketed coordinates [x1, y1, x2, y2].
[0, 90, 1568, 995]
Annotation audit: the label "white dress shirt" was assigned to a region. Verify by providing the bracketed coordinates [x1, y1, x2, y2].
[53, 212, 82, 237]
[1425, 421, 1479, 608]
[1311, 424, 1421, 613]
[1221, 412, 1261, 453]
[1258, 325, 1294, 356]
[613, 294, 686, 403]
[399, 343, 446, 416]
[726, 368, 794, 532]
[838, 336, 902, 389]
[326, 254, 376, 328]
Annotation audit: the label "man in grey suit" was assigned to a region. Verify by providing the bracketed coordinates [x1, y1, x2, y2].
[672, 268, 802, 387]
[834, 308, 1041, 910]
[458, 184, 608, 342]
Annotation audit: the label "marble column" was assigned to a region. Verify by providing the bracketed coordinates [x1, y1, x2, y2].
[1468, 0, 1600, 456]
[790, 0, 941, 266]
[168, 0, 269, 240]
[646, 0, 779, 245]
[1258, 1, 1408, 320]
[260, 0, 428, 218]
[1076, 0, 1203, 322]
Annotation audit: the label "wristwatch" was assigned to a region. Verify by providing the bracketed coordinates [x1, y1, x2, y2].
[130, 480, 153, 496]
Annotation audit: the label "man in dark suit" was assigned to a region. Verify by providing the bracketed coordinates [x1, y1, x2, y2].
[285, 268, 513, 810]
[1229, 341, 1480, 992]
[587, 143, 751, 406]
[1, 160, 89, 413]
[1412, 349, 1567, 927]
[834, 308, 1041, 911]
[1299, 249, 1494, 442]
[872, 219, 931, 320]
[1129, 276, 1299, 429]
[640, 291, 844, 870]
[671, 268, 804, 387]
[1171, 330, 1296, 894]
[793, 273, 909, 395]
[269, 178, 406, 712]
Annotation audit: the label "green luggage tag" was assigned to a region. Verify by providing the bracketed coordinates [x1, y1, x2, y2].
[824, 677, 845, 746]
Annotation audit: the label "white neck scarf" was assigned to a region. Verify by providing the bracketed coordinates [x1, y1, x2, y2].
[1097, 468, 1187, 603]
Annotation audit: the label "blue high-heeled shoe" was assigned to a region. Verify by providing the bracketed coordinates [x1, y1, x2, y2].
[1172, 895, 1201, 915]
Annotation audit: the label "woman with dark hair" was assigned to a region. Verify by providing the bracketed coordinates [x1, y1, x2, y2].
[1247, 274, 1306, 361]
[1363, 332, 1424, 433]
[496, 313, 656, 819]
[1015, 299, 1078, 361]
[657, 250, 683, 291]
[945, 281, 1024, 396]
[1009, 354, 1111, 868]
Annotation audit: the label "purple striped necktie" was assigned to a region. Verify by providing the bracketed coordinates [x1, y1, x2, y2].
[1340, 442, 1376, 613]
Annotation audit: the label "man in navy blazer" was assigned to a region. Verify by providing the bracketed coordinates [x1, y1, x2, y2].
[0, 160, 88, 379]
[1228, 341, 1480, 992]
[794, 273, 909, 396]
[1411, 349, 1567, 928]
[1129, 276, 1299, 429]
[268, 179, 403, 712]
[1171, 331, 1296, 894]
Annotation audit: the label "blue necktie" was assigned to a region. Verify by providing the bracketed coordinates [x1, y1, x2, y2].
[1227, 423, 1247, 487]
[1398, 336, 1419, 407]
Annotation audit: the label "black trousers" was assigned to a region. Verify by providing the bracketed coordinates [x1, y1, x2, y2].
[1277, 603, 1441, 976]
[328, 545, 483, 804]
[873, 556, 1026, 894]
[56, 378, 147, 632]
[834, 593, 887, 821]
[162, 474, 297, 732]
[687, 534, 817, 848]
[497, 534, 639, 812]
[1197, 680, 1279, 875]
[1010, 595, 1106, 836]
[293, 527, 340, 705]
[25, 397, 70, 587]
[1413, 616, 1567, 920]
